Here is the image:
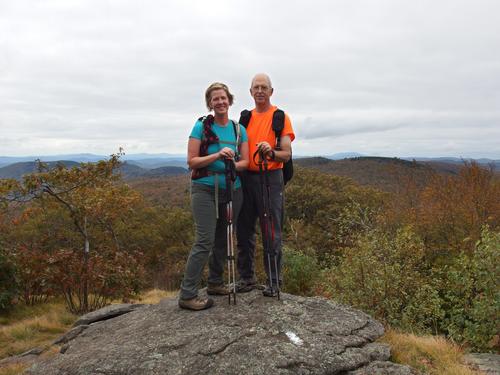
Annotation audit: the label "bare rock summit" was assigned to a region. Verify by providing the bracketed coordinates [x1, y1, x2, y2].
[28, 290, 415, 374]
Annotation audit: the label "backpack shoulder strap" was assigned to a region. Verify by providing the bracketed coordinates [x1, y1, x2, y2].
[231, 120, 241, 146]
[231, 120, 241, 160]
[239, 110, 252, 128]
[272, 109, 285, 150]
[191, 115, 217, 180]
[199, 115, 217, 142]
[198, 116, 206, 141]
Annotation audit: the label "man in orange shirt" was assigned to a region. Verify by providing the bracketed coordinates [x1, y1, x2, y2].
[236, 73, 295, 297]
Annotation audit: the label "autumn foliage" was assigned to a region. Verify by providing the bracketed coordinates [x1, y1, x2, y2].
[0, 157, 498, 351]
[0, 154, 148, 313]
[283, 163, 499, 351]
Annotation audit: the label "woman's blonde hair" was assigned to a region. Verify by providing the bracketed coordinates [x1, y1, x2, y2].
[205, 82, 234, 110]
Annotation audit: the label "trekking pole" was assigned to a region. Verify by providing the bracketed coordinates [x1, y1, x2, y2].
[262, 152, 281, 300]
[254, 149, 280, 300]
[224, 158, 237, 304]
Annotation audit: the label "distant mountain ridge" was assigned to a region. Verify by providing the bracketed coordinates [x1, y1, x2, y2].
[119, 163, 187, 179]
[404, 156, 500, 166]
[0, 161, 187, 180]
[0, 153, 186, 165]
[0, 161, 81, 180]
[1, 153, 498, 185]
[0, 153, 188, 172]
[294, 156, 498, 192]
[2, 153, 498, 166]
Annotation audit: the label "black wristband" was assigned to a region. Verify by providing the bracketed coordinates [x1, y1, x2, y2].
[269, 150, 276, 161]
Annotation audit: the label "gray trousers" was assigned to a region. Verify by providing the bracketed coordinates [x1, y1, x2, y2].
[236, 169, 284, 285]
[179, 183, 243, 300]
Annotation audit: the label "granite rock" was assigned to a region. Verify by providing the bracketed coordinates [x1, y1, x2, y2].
[28, 290, 415, 375]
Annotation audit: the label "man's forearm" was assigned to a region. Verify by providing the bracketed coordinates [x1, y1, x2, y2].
[270, 149, 291, 163]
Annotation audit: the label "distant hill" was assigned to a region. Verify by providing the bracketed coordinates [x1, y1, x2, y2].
[0, 161, 80, 180]
[0, 154, 188, 172]
[126, 158, 187, 169]
[0, 153, 185, 165]
[406, 157, 500, 170]
[119, 163, 187, 179]
[2, 153, 497, 171]
[147, 166, 188, 177]
[130, 157, 461, 205]
[127, 174, 191, 207]
[294, 156, 464, 192]
[0, 154, 108, 164]
[118, 162, 150, 179]
[325, 152, 365, 160]
[0, 161, 187, 181]
[1, 154, 496, 192]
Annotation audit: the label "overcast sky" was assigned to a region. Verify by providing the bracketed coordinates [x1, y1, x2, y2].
[1, 0, 499, 158]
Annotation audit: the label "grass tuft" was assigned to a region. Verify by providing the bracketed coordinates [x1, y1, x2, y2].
[381, 328, 483, 375]
[0, 303, 76, 359]
[0, 300, 67, 326]
[0, 289, 174, 361]
[0, 364, 29, 375]
[134, 289, 175, 304]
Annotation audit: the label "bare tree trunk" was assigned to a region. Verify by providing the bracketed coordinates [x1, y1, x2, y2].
[83, 216, 89, 312]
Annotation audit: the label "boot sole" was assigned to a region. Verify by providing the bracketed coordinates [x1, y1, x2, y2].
[178, 299, 214, 311]
[236, 285, 255, 293]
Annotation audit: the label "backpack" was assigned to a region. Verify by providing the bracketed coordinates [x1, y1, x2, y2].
[239, 108, 294, 185]
[191, 115, 241, 180]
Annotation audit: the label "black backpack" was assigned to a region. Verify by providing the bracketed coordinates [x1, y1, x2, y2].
[239, 109, 293, 185]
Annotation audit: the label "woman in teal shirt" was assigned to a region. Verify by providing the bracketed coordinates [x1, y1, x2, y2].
[179, 82, 249, 310]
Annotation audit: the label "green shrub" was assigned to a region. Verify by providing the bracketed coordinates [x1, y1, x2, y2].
[441, 227, 500, 351]
[282, 247, 320, 296]
[0, 248, 18, 311]
[321, 227, 443, 333]
[284, 167, 385, 264]
[400, 284, 444, 334]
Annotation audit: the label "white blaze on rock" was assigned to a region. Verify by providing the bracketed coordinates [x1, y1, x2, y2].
[285, 331, 304, 346]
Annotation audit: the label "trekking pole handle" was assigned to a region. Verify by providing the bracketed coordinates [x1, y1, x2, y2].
[253, 148, 273, 166]
[224, 158, 237, 182]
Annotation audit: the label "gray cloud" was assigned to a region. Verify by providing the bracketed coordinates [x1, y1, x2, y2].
[1, 0, 499, 158]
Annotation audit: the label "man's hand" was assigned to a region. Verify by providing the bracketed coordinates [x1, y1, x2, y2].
[256, 141, 273, 157]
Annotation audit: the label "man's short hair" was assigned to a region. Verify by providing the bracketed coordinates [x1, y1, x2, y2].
[205, 82, 234, 110]
[251, 74, 273, 89]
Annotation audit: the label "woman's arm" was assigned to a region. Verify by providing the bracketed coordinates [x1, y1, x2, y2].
[187, 138, 235, 169]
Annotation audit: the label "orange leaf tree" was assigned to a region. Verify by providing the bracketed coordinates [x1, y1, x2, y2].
[0, 152, 147, 313]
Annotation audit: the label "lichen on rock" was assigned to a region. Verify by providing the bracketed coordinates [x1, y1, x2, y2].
[28, 290, 415, 375]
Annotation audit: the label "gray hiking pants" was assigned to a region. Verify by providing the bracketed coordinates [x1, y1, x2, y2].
[236, 169, 284, 285]
[179, 183, 243, 300]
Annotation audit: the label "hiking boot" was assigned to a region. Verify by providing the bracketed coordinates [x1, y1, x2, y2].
[178, 296, 214, 311]
[235, 279, 257, 293]
[262, 285, 278, 297]
[207, 283, 230, 296]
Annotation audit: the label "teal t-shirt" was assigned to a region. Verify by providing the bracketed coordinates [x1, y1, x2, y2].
[190, 119, 248, 189]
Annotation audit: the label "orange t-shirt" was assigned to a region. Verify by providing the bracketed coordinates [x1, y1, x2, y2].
[246, 106, 295, 172]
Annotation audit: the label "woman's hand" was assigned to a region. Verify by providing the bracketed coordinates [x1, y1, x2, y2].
[218, 147, 235, 160]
